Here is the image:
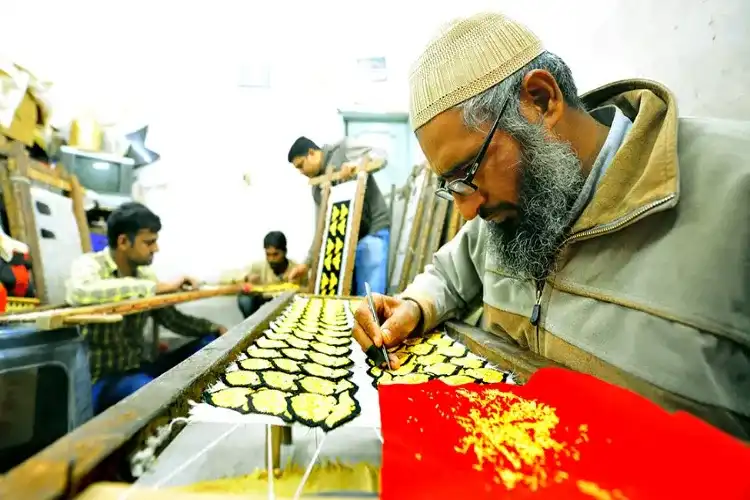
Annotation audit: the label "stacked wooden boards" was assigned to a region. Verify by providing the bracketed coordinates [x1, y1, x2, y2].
[387, 164, 466, 295]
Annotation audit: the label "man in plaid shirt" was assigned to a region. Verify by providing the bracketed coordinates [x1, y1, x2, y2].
[66, 202, 227, 414]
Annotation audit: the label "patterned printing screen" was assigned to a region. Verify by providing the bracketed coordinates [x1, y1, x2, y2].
[203, 297, 362, 431]
[318, 201, 351, 296]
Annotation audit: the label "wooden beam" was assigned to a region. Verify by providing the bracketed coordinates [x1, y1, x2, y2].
[69, 174, 92, 252]
[444, 320, 562, 382]
[340, 172, 368, 295]
[0, 285, 244, 325]
[307, 166, 333, 293]
[308, 159, 384, 186]
[9, 149, 48, 302]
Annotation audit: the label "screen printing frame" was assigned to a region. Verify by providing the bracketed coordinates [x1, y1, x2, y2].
[388, 166, 431, 295]
[311, 172, 367, 296]
[0, 291, 557, 500]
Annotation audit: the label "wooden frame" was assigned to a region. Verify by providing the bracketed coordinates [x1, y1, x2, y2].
[388, 166, 432, 294]
[0, 137, 91, 304]
[444, 201, 463, 244]
[385, 175, 415, 287]
[0, 291, 554, 500]
[310, 172, 368, 296]
[308, 158, 384, 187]
[407, 174, 437, 284]
[416, 196, 450, 274]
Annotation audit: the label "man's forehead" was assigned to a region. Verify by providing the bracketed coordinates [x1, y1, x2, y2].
[417, 109, 481, 177]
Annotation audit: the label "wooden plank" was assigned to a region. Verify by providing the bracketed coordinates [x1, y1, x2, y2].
[69, 174, 92, 252]
[408, 185, 436, 282]
[421, 197, 449, 271]
[340, 172, 367, 295]
[307, 167, 333, 293]
[27, 163, 71, 191]
[308, 158, 383, 186]
[10, 150, 48, 303]
[0, 292, 297, 500]
[444, 201, 462, 243]
[397, 170, 432, 293]
[389, 166, 430, 295]
[0, 159, 23, 240]
[444, 320, 561, 383]
[0, 285, 243, 324]
[387, 179, 412, 288]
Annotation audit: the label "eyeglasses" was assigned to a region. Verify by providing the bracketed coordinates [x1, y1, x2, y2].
[435, 95, 510, 201]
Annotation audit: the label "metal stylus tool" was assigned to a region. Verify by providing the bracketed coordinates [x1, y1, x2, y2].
[364, 282, 391, 370]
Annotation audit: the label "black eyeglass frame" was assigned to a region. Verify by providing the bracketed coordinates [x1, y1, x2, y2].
[435, 95, 511, 201]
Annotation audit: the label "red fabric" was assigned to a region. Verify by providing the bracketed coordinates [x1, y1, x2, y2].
[0, 283, 7, 313]
[379, 367, 750, 500]
[10, 252, 31, 297]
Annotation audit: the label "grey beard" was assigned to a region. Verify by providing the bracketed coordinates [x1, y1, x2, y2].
[486, 120, 585, 281]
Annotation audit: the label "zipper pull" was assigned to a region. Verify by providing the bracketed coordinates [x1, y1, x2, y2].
[530, 284, 543, 326]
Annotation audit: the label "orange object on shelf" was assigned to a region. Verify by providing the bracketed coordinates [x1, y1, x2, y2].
[379, 367, 750, 500]
[0, 283, 7, 313]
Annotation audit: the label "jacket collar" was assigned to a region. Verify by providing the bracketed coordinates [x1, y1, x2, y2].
[569, 79, 680, 240]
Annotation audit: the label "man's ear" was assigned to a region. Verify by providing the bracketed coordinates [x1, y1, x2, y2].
[519, 69, 565, 128]
[116, 234, 129, 249]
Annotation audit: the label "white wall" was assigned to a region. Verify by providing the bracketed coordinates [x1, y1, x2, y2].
[2, 0, 748, 287]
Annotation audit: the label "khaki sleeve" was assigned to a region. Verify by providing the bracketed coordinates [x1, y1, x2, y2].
[399, 217, 486, 332]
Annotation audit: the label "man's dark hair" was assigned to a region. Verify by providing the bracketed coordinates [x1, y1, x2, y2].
[263, 231, 287, 252]
[106, 202, 161, 248]
[287, 136, 320, 163]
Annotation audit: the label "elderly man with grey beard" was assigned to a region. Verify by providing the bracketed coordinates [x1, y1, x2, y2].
[352, 11, 750, 440]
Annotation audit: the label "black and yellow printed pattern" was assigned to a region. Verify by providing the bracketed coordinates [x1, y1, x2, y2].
[318, 201, 351, 295]
[203, 297, 362, 431]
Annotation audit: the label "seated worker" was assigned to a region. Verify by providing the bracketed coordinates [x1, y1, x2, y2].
[66, 202, 227, 414]
[353, 12, 750, 439]
[286, 136, 390, 295]
[237, 231, 300, 318]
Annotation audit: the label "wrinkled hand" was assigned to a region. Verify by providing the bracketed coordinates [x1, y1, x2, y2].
[287, 263, 309, 281]
[240, 283, 254, 294]
[352, 294, 422, 369]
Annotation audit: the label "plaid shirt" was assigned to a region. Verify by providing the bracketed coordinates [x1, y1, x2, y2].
[65, 248, 220, 381]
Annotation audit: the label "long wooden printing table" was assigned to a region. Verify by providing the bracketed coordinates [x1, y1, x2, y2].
[0, 291, 556, 500]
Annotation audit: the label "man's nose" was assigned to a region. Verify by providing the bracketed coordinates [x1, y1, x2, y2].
[454, 190, 485, 221]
